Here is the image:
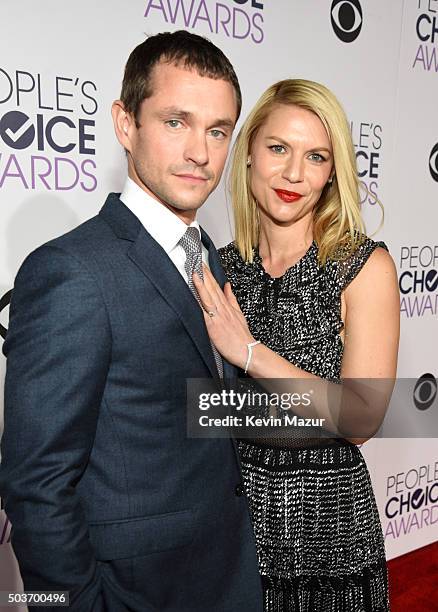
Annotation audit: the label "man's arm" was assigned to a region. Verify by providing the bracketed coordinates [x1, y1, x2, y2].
[0, 245, 111, 609]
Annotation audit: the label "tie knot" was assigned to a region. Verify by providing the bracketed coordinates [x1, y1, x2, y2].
[179, 226, 202, 256]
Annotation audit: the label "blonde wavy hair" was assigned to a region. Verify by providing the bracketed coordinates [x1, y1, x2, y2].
[231, 79, 369, 265]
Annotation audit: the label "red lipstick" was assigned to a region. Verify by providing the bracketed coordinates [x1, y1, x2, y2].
[274, 189, 303, 203]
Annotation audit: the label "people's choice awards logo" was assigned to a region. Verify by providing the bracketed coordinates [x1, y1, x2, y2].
[413, 1, 438, 73]
[429, 143, 438, 182]
[351, 119, 383, 207]
[0, 67, 98, 192]
[384, 462, 438, 540]
[0, 111, 35, 150]
[144, 0, 265, 44]
[0, 290, 11, 341]
[331, 0, 363, 43]
[399, 245, 438, 318]
[413, 374, 437, 411]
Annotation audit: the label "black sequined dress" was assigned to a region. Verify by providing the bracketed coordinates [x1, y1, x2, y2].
[218, 238, 390, 612]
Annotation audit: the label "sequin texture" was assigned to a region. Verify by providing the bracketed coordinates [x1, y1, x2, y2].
[219, 238, 390, 611]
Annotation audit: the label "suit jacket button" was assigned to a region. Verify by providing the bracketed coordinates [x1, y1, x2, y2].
[235, 484, 244, 497]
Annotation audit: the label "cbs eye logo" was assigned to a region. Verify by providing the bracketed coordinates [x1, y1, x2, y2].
[429, 143, 438, 183]
[331, 0, 363, 43]
[0, 290, 12, 341]
[413, 373, 437, 411]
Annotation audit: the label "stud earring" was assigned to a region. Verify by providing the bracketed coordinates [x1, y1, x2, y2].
[246, 157, 251, 167]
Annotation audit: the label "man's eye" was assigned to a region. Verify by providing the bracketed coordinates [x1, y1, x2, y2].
[210, 129, 226, 139]
[166, 120, 182, 128]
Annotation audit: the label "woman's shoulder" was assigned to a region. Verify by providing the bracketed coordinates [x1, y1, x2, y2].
[217, 241, 237, 259]
[218, 242, 256, 282]
[218, 241, 248, 273]
[335, 234, 394, 292]
[334, 233, 387, 259]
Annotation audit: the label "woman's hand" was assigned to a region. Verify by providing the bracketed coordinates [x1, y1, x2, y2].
[193, 265, 255, 368]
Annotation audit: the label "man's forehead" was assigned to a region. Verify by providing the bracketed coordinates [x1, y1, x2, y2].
[150, 60, 225, 89]
[145, 61, 238, 119]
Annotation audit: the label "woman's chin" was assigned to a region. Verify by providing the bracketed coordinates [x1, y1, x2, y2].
[265, 211, 301, 226]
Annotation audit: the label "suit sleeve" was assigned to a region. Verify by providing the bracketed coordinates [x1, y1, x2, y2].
[0, 245, 111, 610]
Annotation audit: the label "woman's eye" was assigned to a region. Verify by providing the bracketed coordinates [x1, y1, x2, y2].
[309, 153, 325, 162]
[269, 144, 286, 154]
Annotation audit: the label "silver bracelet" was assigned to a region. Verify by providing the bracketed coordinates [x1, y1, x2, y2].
[244, 340, 261, 374]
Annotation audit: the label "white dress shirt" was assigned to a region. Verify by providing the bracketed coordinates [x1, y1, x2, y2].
[119, 177, 209, 284]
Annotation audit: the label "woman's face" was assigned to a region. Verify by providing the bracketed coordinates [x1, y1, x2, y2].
[249, 104, 334, 226]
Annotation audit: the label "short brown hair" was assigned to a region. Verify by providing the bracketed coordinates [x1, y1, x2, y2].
[120, 30, 242, 126]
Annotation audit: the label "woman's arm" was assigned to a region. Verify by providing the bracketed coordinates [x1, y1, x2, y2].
[193, 248, 399, 443]
[341, 247, 399, 379]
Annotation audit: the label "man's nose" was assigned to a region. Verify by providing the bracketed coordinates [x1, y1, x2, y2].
[184, 130, 209, 166]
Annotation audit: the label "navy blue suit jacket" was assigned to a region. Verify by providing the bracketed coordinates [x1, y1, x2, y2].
[0, 194, 263, 612]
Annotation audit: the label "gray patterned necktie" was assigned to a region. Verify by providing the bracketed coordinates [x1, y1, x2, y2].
[179, 227, 223, 378]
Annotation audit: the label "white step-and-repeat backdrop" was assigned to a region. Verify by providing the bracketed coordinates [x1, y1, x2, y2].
[1, 0, 437, 604]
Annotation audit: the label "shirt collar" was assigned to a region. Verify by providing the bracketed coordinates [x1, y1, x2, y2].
[119, 177, 201, 254]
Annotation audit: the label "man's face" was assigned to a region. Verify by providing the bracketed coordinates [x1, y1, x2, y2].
[119, 62, 238, 222]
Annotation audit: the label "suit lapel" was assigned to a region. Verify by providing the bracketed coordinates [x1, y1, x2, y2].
[101, 194, 240, 465]
[201, 229, 242, 466]
[100, 194, 234, 385]
[201, 229, 236, 383]
[128, 227, 222, 384]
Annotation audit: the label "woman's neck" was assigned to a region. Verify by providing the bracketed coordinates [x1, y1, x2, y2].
[258, 216, 314, 276]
